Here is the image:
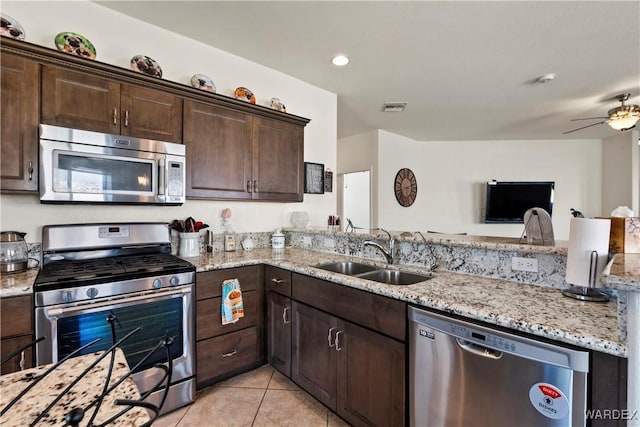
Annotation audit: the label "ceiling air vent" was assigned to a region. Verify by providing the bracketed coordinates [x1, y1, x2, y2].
[383, 102, 407, 112]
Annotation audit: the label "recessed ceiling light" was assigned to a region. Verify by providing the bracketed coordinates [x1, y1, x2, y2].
[331, 55, 349, 66]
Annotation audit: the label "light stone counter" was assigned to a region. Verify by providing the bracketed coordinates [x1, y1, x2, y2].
[2, 248, 626, 357]
[0, 349, 149, 426]
[188, 248, 625, 357]
[0, 268, 38, 297]
[602, 253, 640, 291]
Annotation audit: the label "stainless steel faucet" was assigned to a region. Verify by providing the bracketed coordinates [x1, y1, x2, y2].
[363, 228, 395, 264]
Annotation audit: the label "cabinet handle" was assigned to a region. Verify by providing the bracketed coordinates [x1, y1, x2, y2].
[113, 108, 117, 125]
[124, 110, 129, 127]
[327, 327, 336, 348]
[247, 180, 252, 193]
[282, 306, 290, 324]
[253, 180, 258, 193]
[221, 350, 237, 358]
[335, 331, 343, 351]
[271, 278, 285, 284]
[28, 161, 33, 181]
[19, 351, 25, 371]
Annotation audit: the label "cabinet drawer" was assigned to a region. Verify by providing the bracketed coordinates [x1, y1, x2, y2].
[1, 295, 33, 339]
[196, 265, 262, 300]
[0, 335, 34, 375]
[196, 326, 261, 385]
[265, 266, 291, 296]
[292, 273, 406, 341]
[196, 290, 259, 340]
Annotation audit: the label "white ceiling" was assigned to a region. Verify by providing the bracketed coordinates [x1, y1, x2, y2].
[97, 1, 640, 141]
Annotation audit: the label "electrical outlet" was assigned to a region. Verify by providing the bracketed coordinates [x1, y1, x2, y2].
[324, 238, 335, 248]
[303, 236, 312, 246]
[512, 256, 538, 273]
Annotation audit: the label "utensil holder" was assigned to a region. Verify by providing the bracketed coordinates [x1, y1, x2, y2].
[179, 232, 200, 257]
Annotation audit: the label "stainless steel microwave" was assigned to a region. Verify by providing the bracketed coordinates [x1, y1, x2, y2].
[39, 125, 185, 205]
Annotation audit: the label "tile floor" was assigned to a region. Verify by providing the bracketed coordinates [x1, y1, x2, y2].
[153, 364, 350, 427]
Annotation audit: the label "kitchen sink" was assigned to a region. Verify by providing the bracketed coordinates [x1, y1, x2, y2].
[356, 269, 432, 285]
[314, 261, 379, 275]
[314, 262, 432, 285]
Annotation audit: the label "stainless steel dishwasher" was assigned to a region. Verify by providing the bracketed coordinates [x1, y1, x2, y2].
[409, 306, 589, 427]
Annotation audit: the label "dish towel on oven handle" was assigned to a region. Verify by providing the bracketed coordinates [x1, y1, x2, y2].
[221, 278, 245, 325]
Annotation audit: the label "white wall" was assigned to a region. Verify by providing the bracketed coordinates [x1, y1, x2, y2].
[339, 129, 603, 240]
[602, 130, 640, 215]
[0, 1, 337, 240]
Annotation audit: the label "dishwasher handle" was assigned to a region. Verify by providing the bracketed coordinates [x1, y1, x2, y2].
[456, 338, 503, 359]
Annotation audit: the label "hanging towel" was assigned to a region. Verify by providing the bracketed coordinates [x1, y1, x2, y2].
[221, 278, 245, 325]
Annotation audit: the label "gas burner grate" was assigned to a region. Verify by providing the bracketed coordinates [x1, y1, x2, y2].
[42, 258, 125, 281]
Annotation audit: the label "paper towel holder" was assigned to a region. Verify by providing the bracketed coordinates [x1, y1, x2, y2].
[562, 250, 609, 302]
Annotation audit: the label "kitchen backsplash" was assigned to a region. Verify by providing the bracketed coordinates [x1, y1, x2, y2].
[286, 229, 570, 289]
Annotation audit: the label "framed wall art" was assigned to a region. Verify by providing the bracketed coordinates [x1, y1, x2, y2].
[324, 169, 333, 192]
[304, 162, 325, 194]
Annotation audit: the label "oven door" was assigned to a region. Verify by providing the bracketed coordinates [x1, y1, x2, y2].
[35, 285, 194, 394]
[40, 138, 166, 204]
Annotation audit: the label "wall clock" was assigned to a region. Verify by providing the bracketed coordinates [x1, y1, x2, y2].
[394, 168, 417, 207]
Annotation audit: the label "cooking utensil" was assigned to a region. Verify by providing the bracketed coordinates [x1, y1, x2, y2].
[1, 231, 28, 273]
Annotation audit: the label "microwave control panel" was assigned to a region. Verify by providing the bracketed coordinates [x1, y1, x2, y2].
[167, 161, 184, 198]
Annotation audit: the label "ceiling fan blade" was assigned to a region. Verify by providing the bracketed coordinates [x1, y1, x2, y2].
[563, 121, 607, 134]
[569, 117, 609, 121]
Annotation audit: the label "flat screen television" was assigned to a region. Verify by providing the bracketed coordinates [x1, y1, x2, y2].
[484, 181, 555, 223]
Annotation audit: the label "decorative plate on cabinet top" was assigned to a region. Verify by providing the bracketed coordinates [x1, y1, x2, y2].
[130, 54, 162, 78]
[54, 32, 96, 59]
[234, 87, 256, 104]
[190, 74, 216, 93]
[1, 13, 25, 40]
[270, 97, 287, 112]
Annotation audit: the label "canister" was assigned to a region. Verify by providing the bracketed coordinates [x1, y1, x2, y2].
[271, 232, 285, 249]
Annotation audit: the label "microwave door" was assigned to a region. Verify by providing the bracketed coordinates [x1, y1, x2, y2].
[41, 141, 161, 203]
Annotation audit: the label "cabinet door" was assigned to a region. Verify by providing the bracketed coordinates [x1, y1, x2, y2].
[1, 53, 39, 192]
[252, 117, 304, 201]
[183, 100, 252, 199]
[120, 84, 182, 143]
[41, 66, 120, 133]
[1, 335, 34, 375]
[336, 321, 405, 427]
[291, 301, 337, 410]
[267, 292, 292, 377]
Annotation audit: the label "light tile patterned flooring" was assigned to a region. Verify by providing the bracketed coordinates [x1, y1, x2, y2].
[154, 364, 350, 427]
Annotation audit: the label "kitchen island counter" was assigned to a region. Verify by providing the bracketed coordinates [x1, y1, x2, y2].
[0, 349, 150, 426]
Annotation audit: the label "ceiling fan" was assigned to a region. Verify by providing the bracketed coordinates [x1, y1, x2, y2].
[564, 93, 640, 134]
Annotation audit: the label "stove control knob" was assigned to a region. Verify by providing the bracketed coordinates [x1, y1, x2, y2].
[62, 291, 73, 303]
[153, 278, 162, 289]
[170, 276, 180, 286]
[86, 288, 99, 299]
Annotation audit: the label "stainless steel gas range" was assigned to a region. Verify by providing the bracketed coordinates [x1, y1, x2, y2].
[34, 222, 196, 415]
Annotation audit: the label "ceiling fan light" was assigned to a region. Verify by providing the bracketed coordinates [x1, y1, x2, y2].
[608, 115, 639, 130]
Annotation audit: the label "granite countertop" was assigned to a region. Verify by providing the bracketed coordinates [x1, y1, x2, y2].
[1, 247, 628, 357]
[0, 349, 149, 426]
[602, 253, 640, 291]
[190, 248, 626, 357]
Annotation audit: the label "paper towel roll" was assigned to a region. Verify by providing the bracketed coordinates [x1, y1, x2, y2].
[565, 217, 611, 287]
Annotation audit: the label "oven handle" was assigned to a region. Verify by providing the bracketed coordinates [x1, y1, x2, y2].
[44, 286, 191, 317]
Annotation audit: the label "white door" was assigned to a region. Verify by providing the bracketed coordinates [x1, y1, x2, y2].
[342, 171, 370, 231]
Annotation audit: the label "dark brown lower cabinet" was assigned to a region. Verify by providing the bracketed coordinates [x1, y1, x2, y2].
[292, 301, 405, 427]
[195, 266, 264, 389]
[0, 295, 34, 374]
[266, 291, 292, 377]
